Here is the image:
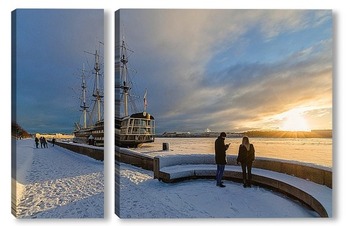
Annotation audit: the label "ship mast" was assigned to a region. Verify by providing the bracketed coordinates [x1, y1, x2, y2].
[92, 49, 103, 121]
[80, 64, 89, 128]
[121, 37, 130, 117]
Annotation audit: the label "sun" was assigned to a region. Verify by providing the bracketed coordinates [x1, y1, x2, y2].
[280, 110, 310, 132]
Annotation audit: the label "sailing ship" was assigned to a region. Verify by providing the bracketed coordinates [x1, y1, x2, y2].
[115, 37, 155, 148]
[73, 48, 104, 146]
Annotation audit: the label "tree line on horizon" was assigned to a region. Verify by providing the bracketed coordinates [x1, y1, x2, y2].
[11, 122, 31, 139]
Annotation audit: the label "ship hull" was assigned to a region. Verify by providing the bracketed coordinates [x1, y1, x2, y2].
[73, 121, 104, 147]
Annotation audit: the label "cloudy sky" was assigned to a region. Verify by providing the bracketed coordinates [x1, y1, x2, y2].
[117, 9, 333, 134]
[13, 9, 103, 134]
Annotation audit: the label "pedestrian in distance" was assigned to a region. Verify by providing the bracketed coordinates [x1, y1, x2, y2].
[43, 137, 48, 148]
[52, 137, 56, 147]
[88, 135, 95, 145]
[237, 136, 255, 188]
[40, 137, 44, 148]
[215, 132, 230, 187]
[35, 137, 39, 148]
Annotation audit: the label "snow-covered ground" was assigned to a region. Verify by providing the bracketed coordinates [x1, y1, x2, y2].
[116, 162, 319, 218]
[13, 138, 326, 219]
[13, 139, 104, 218]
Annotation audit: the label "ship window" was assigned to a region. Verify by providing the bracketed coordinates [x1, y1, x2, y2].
[134, 119, 140, 126]
[122, 120, 127, 126]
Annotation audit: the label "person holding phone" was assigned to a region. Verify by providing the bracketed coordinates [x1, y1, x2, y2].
[215, 132, 230, 187]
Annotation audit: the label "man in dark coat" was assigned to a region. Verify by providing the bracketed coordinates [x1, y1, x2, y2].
[215, 132, 230, 187]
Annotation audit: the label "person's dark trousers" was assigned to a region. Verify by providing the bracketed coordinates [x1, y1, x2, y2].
[216, 164, 225, 185]
[241, 162, 253, 186]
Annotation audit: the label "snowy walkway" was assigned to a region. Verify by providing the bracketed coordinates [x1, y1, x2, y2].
[116, 162, 320, 218]
[12, 139, 104, 218]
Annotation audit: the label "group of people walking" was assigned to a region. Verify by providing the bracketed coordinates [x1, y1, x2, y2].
[35, 136, 48, 148]
[34, 137, 56, 148]
[215, 132, 255, 188]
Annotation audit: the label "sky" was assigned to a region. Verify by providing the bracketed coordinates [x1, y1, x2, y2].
[13, 9, 104, 134]
[117, 9, 333, 134]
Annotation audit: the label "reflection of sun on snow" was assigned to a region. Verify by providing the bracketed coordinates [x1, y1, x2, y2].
[12, 178, 26, 205]
[280, 109, 310, 132]
[120, 169, 152, 185]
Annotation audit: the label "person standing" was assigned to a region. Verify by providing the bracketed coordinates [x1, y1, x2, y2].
[40, 137, 44, 148]
[52, 137, 56, 147]
[35, 137, 39, 148]
[43, 137, 48, 148]
[88, 135, 95, 145]
[215, 132, 230, 187]
[237, 136, 255, 188]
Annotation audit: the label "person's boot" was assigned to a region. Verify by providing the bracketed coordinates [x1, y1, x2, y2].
[247, 180, 251, 187]
[243, 179, 247, 188]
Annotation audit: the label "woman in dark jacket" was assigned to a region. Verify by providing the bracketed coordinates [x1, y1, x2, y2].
[237, 136, 255, 187]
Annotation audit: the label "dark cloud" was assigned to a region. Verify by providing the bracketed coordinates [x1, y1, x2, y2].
[118, 9, 332, 133]
[14, 9, 104, 134]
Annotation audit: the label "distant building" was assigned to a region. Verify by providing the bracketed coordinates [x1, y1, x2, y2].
[35, 133, 74, 140]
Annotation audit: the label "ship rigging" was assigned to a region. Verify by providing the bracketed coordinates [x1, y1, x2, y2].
[73, 46, 104, 146]
[116, 36, 155, 148]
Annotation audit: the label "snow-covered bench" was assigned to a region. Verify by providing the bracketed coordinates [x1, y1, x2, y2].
[153, 154, 332, 217]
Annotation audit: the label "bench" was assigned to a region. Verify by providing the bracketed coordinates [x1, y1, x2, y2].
[153, 154, 332, 217]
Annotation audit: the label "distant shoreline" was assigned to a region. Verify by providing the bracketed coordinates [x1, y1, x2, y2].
[159, 130, 332, 139]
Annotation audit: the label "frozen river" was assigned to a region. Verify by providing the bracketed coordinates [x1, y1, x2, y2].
[131, 137, 332, 167]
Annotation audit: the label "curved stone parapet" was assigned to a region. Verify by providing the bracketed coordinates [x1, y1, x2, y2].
[251, 157, 332, 188]
[153, 154, 332, 188]
[153, 154, 332, 217]
[115, 150, 332, 217]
